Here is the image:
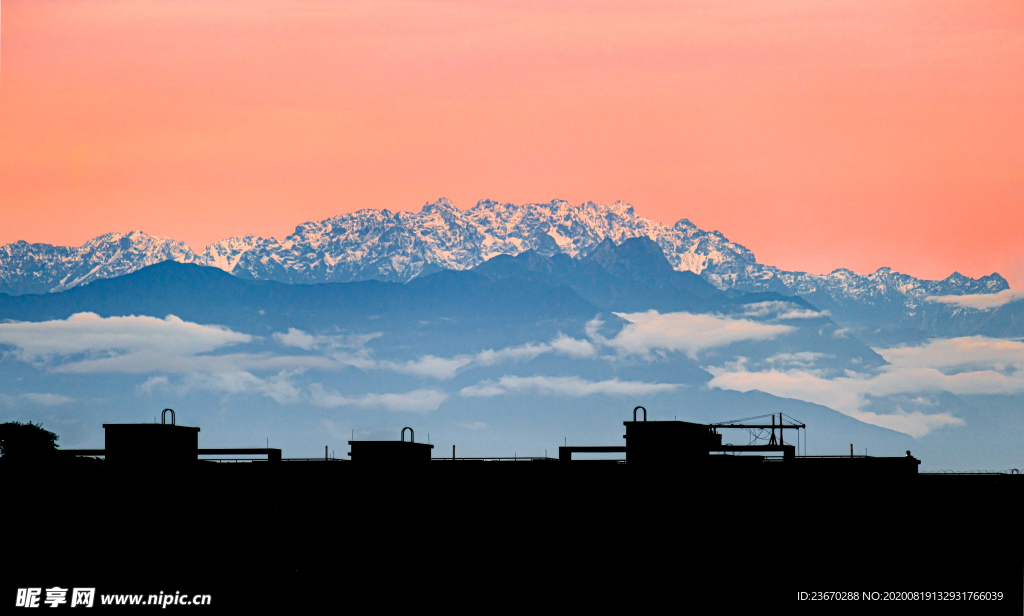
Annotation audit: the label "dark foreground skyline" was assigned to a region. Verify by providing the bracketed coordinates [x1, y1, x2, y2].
[5, 408, 1020, 612]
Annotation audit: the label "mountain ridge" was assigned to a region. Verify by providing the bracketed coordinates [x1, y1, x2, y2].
[0, 199, 1009, 336]
[0, 238, 886, 377]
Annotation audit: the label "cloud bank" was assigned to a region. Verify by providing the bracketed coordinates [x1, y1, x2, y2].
[0, 312, 251, 362]
[275, 329, 597, 379]
[0, 309, 809, 412]
[15, 310, 1006, 435]
[310, 385, 448, 413]
[460, 375, 680, 398]
[925, 289, 1024, 311]
[595, 311, 794, 359]
[740, 301, 830, 320]
[705, 336, 1024, 437]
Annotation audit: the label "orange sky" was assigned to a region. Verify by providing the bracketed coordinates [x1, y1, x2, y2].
[1, 0, 1022, 285]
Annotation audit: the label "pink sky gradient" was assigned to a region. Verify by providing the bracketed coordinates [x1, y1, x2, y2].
[2, 0, 1022, 284]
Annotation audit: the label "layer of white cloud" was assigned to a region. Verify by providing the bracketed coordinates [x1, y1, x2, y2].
[374, 356, 472, 380]
[277, 312, 793, 381]
[0, 311, 818, 416]
[460, 375, 680, 398]
[705, 365, 968, 438]
[0, 314, 333, 379]
[740, 301, 830, 320]
[925, 289, 1024, 311]
[0, 313, 250, 362]
[853, 409, 964, 437]
[474, 342, 549, 366]
[705, 336, 1024, 437]
[777, 308, 830, 320]
[139, 376, 170, 394]
[0, 315, 609, 407]
[21, 393, 76, 406]
[765, 352, 831, 368]
[276, 314, 778, 382]
[184, 369, 306, 404]
[55, 351, 334, 375]
[310, 384, 447, 413]
[273, 328, 321, 350]
[594, 311, 793, 359]
[319, 332, 596, 379]
[274, 329, 381, 352]
[0, 314, 322, 403]
[548, 334, 598, 358]
[0, 392, 77, 407]
[879, 336, 1024, 371]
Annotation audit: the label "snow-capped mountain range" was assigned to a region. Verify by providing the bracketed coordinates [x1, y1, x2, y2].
[0, 198, 1007, 313]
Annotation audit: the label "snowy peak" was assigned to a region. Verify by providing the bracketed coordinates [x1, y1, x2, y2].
[199, 235, 263, 272]
[0, 231, 196, 295]
[0, 198, 1008, 329]
[934, 271, 1008, 295]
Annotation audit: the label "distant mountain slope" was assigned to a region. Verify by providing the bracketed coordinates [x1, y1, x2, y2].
[471, 236, 726, 314]
[0, 199, 1008, 337]
[0, 260, 620, 356]
[471, 236, 887, 372]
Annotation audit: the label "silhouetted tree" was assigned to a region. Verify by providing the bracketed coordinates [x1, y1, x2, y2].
[0, 421, 59, 460]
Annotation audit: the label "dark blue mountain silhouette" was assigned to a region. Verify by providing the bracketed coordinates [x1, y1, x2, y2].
[0, 236, 822, 331]
[471, 236, 830, 314]
[472, 237, 724, 313]
[0, 261, 618, 354]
